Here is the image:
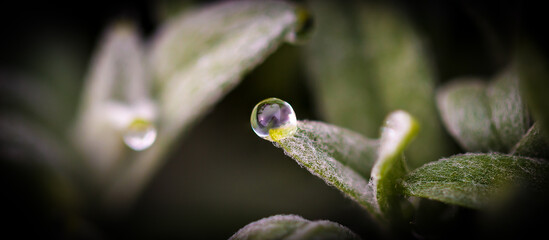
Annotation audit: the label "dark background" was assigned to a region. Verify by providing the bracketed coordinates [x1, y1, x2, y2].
[1, 0, 547, 239]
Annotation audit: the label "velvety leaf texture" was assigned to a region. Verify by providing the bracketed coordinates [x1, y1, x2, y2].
[275, 121, 378, 214]
[229, 215, 361, 240]
[273, 111, 418, 224]
[402, 153, 549, 209]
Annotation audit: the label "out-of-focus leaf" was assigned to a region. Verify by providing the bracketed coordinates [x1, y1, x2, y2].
[402, 153, 549, 209]
[72, 21, 150, 179]
[0, 113, 68, 170]
[229, 215, 361, 240]
[304, 1, 383, 138]
[0, 72, 67, 132]
[437, 80, 501, 152]
[517, 42, 549, 141]
[487, 69, 530, 150]
[106, 0, 305, 207]
[511, 123, 549, 159]
[273, 111, 418, 225]
[437, 69, 531, 153]
[304, 0, 450, 169]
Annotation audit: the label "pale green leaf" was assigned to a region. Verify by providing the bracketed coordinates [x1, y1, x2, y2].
[273, 111, 418, 224]
[106, 1, 304, 207]
[437, 68, 531, 153]
[275, 120, 377, 214]
[487, 69, 530, 150]
[402, 153, 549, 209]
[72, 21, 150, 179]
[371, 111, 418, 223]
[437, 80, 501, 152]
[229, 215, 361, 240]
[304, 0, 451, 169]
[511, 123, 549, 159]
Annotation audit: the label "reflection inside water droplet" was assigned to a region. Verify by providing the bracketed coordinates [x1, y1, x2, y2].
[251, 98, 297, 141]
[123, 118, 157, 151]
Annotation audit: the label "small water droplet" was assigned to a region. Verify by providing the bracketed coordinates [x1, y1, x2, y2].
[123, 118, 157, 151]
[251, 98, 297, 141]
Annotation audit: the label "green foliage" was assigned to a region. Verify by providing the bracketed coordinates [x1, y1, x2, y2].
[3, 0, 549, 239]
[273, 111, 418, 227]
[402, 153, 549, 209]
[437, 68, 530, 153]
[229, 215, 361, 240]
[304, 0, 451, 169]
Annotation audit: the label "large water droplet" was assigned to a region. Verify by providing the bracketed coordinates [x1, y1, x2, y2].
[251, 98, 297, 141]
[123, 118, 157, 151]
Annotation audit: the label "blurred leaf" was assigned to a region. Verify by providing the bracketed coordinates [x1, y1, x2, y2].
[72, 21, 150, 179]
[304, 0, 450, 169]
[0, 113, 68, 170]
[517, 42, 549, 141]
[437, 80, 500, 152]
[0, 72, 67, 132]
[511, 123, 549, 159]
[304, 1, 383, 138]
[273, 111, 417, 224]
[402, 153, 549, 209]
[437, 68, 530, 153]
[229, 215, 361, 240]
[487, 69, 530, 150]
[106, 0, 305, 207]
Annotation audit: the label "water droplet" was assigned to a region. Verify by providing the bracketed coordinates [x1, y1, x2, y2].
[251, 98, 297, 141]
[123, 118, 157, 151]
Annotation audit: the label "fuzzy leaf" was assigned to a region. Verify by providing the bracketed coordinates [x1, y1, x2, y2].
[106, 0, 305, 207]
[273, 111, 418, 224]
[150, 0, 303, 137]
[275, 120, 377, 213]
[371, 111, 418, 223]
[229, 215, 361, 240]
[517, 42, 549, 141]
[511, 123, 549, 159]
[487, 69, 530, 150]
[402, 153, 549, 209]
[304, 0, 450, 169]
[437, 69, 531, 154]
[72, 21, 150, 178]
[437, 80, 501, 152]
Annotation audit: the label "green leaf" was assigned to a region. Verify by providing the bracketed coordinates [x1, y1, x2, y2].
[150, 0, 303, 137]
[72, 21, 151, 179]
[437, 80, 501, 152]
[511, 123, 549, 159]
[275, 121, 377, 212]
[437, 69, 530, 153]
[517, 42, 549, 142]
[402, 153, 549, 209]
[304, 0, 450, 169]
[273, 111, 418, 224]
[106, 0, 305, 208]
[487, 69, 531, 150]
[371, 111, 418, 223]
[229, 215, 361, 240]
